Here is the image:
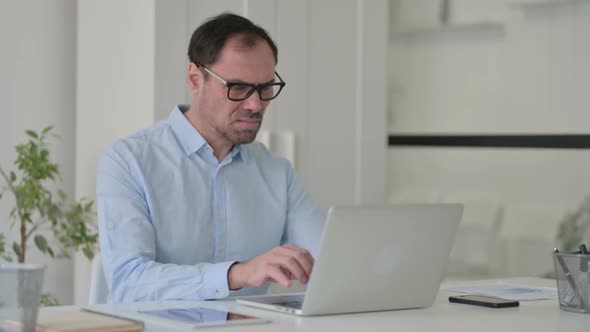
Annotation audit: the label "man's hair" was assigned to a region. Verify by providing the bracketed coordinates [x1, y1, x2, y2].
[188, 12, 278, 66]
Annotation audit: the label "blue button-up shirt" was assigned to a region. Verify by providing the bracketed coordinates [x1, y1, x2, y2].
[96, 105, 325, 303]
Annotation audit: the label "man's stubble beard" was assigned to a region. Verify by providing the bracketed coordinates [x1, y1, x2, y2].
[223, 127, 259, 145]
[223, 111, 264, 145]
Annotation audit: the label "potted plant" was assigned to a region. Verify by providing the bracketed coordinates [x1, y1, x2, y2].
[0, 126, 98, 306]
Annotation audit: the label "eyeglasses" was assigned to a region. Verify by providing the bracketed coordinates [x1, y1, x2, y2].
[196, 62, 286, 102]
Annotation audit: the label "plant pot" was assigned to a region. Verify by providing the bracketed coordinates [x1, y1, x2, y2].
[0, 263, 45, 332]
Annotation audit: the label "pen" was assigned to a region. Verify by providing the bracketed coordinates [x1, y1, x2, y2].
[554, 248, 584, 307]
[579, 244, 589, 273]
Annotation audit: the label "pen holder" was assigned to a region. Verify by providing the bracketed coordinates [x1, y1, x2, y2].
[553, 252, 590, 313]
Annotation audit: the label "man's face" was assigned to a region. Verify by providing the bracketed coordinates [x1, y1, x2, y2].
[191, 36, 276, 146]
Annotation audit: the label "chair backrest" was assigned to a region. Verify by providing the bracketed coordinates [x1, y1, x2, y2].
[89, 253, 108, 304]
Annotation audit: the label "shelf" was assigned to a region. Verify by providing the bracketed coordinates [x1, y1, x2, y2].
[388, 134, 590, 149]
[512, 0, 590, 8]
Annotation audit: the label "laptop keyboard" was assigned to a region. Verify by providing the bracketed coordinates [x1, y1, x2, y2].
[273, 301, 303, 309]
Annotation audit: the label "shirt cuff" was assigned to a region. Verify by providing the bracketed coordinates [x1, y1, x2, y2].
[199, 261, 236, 300]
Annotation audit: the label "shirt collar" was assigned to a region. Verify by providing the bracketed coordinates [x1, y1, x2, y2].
[168, 105, 245, 161]
[168, 105, 207, 155]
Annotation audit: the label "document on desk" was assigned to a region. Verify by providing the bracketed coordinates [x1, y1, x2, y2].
[442, 282, 558, 301]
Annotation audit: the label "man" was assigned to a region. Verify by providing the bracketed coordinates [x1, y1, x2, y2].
[96, 13, 325, 303]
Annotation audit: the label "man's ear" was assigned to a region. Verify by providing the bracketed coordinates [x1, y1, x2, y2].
[187, 63, 201, 94]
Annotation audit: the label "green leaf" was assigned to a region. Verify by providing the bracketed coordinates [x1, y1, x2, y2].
[42, 126, 53, 135]
[40, 293, 59, 307]
[82, 246, 94, 260]
[12, 242, 22, 258]
[84, 201, 93, 212]
[0, 234, 6, 259]
[34, 235, 49, 253]
[46, 246, 55, 258]
[25, 130, 38, 139]
[9, 171, 16, 182]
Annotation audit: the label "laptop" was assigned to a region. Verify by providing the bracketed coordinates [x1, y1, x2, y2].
[236, 204, 463, 316]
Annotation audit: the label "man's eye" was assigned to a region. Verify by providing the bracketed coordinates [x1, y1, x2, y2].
[231, 85, 250, 93]
[261, 85, 274, 93]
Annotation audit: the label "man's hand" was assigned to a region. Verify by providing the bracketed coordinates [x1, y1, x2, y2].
[228, 244, 314, 290]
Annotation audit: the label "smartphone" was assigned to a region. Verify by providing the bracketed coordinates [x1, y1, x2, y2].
[448, 295, 519, 308]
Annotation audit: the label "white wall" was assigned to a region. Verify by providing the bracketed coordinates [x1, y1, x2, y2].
[75, 0, 158, 305]
[154, 0, 190, 121]
[388, 0, 590, 277]
[0, 0, 77, 304]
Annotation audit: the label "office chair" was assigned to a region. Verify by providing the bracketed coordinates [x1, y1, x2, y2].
[89, 253, 108, 304]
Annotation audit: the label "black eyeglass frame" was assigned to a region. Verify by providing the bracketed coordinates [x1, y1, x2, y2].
[196, 62, 286, 102]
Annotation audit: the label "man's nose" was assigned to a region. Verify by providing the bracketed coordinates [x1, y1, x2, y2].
[242, 90, 264, 113]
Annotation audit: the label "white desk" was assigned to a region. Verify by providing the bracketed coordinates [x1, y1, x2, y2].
[45, 278, 589, 332]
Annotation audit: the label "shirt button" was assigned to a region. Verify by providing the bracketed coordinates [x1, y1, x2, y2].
[217, 208, 223, 217]
[107, 222, 114, 229]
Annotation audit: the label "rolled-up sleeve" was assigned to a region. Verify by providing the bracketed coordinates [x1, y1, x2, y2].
[97, 145, 235, 303]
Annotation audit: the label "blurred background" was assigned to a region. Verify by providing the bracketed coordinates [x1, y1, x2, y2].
[1, 0, 588, 305]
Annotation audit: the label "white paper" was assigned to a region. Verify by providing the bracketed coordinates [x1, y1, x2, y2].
[442, 282, 558, 301]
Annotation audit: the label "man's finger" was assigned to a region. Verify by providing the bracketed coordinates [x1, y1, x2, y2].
[283, 244, 315, 265]
[267, 265, 291, 287]
[274, 254, 308, 283]
[277, 245, 314, 277]
[279, 266, 294, 280]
